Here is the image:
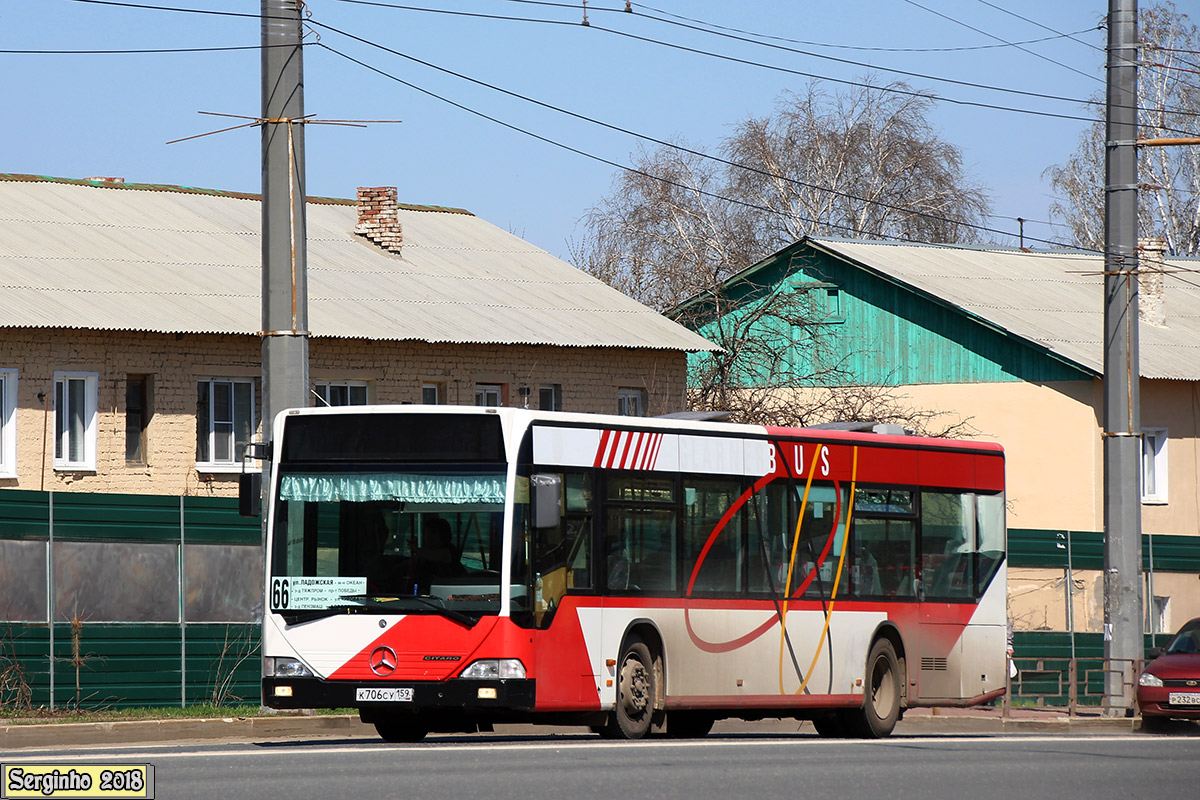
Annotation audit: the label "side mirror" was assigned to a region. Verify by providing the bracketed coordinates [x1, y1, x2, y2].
[530, 474, 562, 529]
[238, 441, 270, 517]
[238, 472, 262, 517]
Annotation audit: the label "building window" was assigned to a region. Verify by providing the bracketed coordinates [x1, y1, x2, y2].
[617, 388, 647, 417]
[54, 372, 98, 471]
[475, 383, 504, 407]
[825, 287, 844, 321]
[0, 369, 15, 478]
[1142, 428, 1168, 504]
[126, 374, 152, 465]
[197, 378, 255, 470]
[539, 384, 563, 412]
[422, 382, 444, 405]
[314, 381, 368, 407]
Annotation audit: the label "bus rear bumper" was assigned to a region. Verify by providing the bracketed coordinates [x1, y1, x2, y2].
[262, 677, 536, 712]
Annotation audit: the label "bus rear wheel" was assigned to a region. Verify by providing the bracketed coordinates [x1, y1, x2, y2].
[374, 715, 428, 743]
[850, 638, 902, 738]
[603, 638, 656, 740]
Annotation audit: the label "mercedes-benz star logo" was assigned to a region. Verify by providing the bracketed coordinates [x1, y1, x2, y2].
[369, 646, 398, 677]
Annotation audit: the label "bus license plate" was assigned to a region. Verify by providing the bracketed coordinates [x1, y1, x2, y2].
[1168, 692, 1200, 706]
[357, 687, 414, 702]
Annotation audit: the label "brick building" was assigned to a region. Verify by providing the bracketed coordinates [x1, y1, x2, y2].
[0, 174, 714, 499]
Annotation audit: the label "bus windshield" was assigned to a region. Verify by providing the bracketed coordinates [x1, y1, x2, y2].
[269, 466, 512, 622]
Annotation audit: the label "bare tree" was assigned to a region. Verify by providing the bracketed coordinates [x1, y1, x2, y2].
[1046, 2, 1200, 255]
[671, 276, 975, 436]
[573, 79, 992, 312]
[573, 80, 989, 431]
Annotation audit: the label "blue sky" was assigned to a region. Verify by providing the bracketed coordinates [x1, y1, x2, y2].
[3, 1, 1112, 259]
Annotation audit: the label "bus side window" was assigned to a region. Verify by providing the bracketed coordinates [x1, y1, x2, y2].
[920, 492, 976, 600]
[533, 471, 593, 626]
[852, 517, 916, 598]
[683, 479, 744, 595]
[747, 480, 790, 596]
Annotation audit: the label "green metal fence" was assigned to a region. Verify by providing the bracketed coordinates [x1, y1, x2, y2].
[0, 489, 262, 711]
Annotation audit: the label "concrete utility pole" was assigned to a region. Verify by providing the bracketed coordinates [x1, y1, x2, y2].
[1102, 0, 1143, 716]
[260, 0, 310, 453]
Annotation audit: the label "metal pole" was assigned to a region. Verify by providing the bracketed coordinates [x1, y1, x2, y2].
[1102, 0, 1143, 717]
[1146, 533, 1154, 632]
[260, 7, 310, 528]
[261, 0, 310, 433]
[179, 495, 186, 708]
[1066, 531, 1076, 665]
[47, 492, 54, 711]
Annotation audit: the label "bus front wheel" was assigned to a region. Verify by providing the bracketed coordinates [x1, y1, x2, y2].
[603, 638, 657, 740]
[852, 638, 902, 738]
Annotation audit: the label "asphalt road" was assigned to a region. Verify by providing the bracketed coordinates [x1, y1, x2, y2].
[6, 730, 1197, 800]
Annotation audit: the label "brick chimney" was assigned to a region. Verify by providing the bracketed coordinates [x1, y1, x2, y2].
[1139, 237, 1167, 328]
[355, 186, 403, 255]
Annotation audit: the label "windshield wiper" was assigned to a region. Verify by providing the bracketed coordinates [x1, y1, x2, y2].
[278, 604, 368, 625]
[337, 594, 481, 628]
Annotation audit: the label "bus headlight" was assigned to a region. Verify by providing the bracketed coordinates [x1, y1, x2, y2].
[270, 657, 314, 678]
[460, 659, 526, 679]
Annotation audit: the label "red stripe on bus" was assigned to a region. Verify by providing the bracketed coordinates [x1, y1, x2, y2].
[630, 431, 648, 469]
[617, 430, 635, 468]
[663, 694, 862, 710]
[606, 431, 622, 468]
[649, 432, 664, 469]
[594, 430, 612, 468]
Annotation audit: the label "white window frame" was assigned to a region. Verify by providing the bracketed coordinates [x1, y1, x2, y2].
[0, 369, 16, 478]
[54, 371, 98, 471]
[197, 378, 257, 473]
[539, 384, 562, 412]
[475, 384, 503, 407]
[314, 380, 369, 407]
[1141, 427, 1168, 504]
[422, 382, 443, 405]
[617, 388, 647, 417]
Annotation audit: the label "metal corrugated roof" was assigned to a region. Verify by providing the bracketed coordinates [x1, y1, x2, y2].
[810, 238, 1200, 380]
[0, 175, 715, 352]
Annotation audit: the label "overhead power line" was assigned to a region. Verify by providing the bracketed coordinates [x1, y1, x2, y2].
[59, 0, 1196, 126]
[632, 0, 1099, 54]
[328, 0, 1104, 114]
[64, 0, 258, 20]
[969, 0, 1106, 54]
[0, 44, 280, 55]
[326, 0, 1198, 128]
[311, 34, 1092, 252]
[900, 0, 1104, 83]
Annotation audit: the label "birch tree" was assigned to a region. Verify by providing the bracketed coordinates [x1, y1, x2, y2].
[572, 80, 988, 433]
[1046, 2, 1200, 255]
[573, 80, 991, 312]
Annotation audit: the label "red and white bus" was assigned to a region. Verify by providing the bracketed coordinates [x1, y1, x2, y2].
[257, 406, 1006, 741]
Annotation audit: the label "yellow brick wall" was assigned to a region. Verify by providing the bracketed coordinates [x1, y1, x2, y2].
[0, 329, 687, 497]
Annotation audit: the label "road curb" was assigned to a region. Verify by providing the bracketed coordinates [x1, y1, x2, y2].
[0, 715, 375, 751]
[0, 712, 1142, 751]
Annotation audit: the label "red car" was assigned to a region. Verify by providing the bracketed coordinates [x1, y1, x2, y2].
[1138, 617, 1200, 730]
